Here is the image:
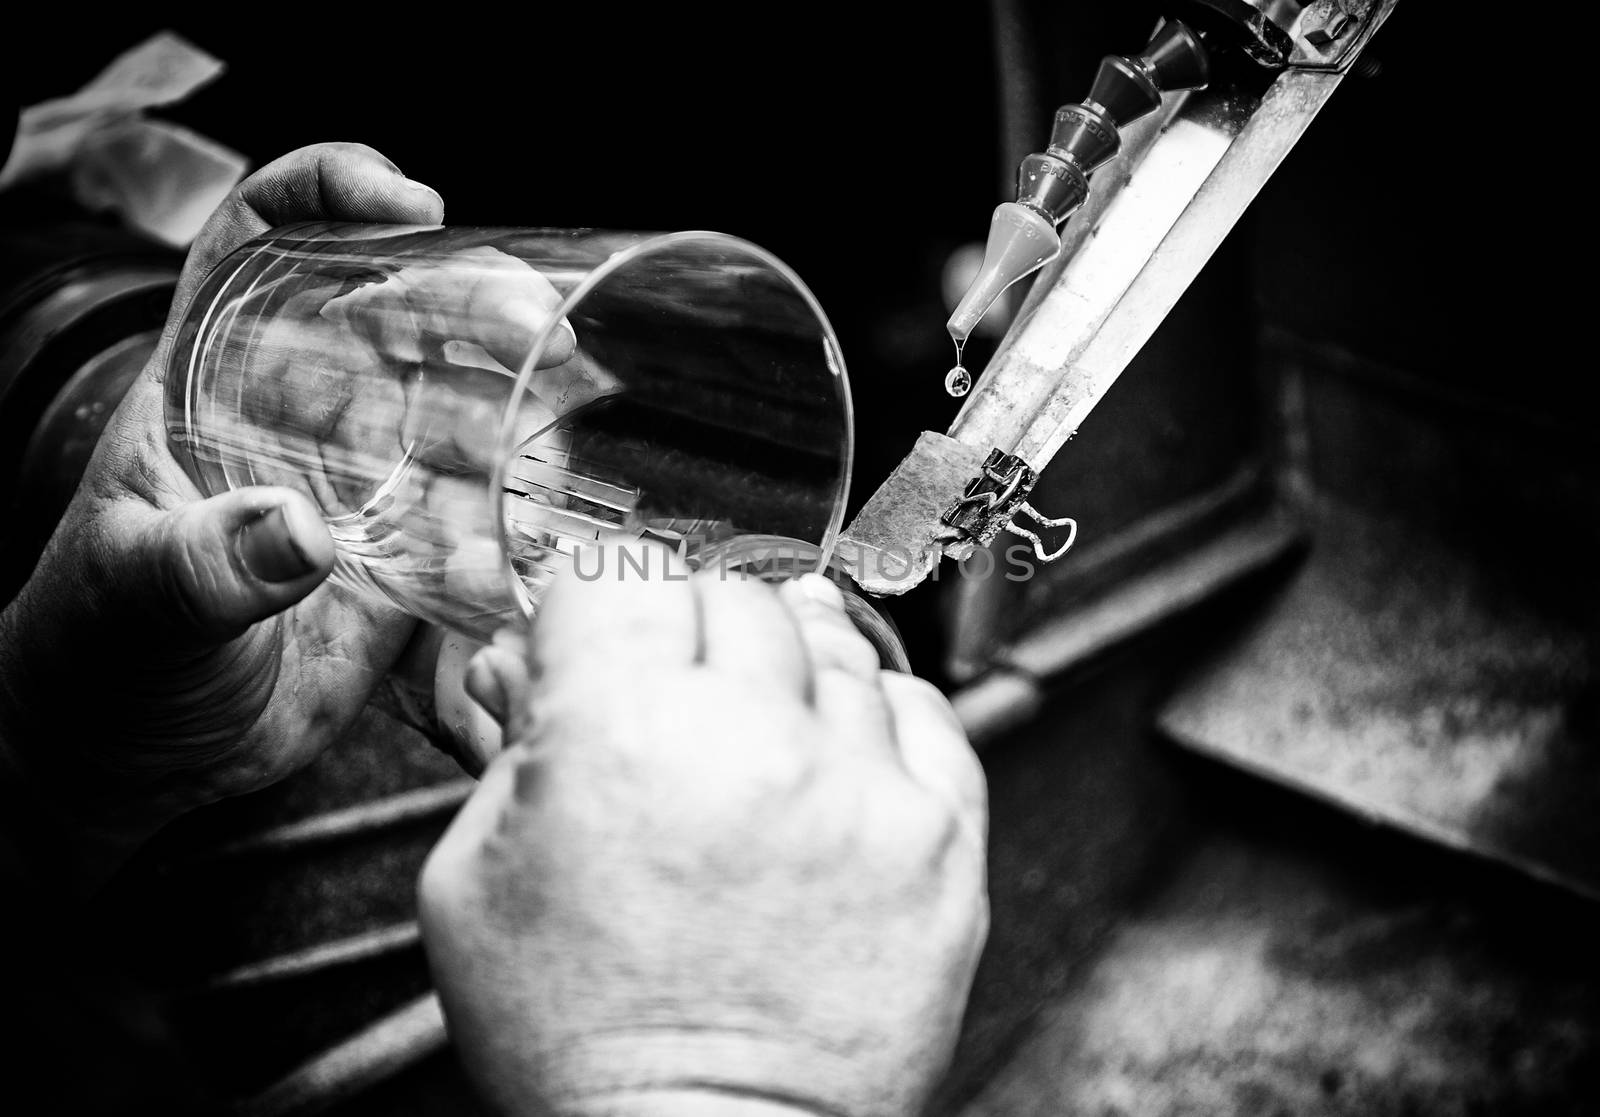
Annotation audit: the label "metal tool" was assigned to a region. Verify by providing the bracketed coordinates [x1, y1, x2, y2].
[840, 0, 1398, 595]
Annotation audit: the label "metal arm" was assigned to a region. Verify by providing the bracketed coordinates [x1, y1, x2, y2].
[839, 0, 1397, 596]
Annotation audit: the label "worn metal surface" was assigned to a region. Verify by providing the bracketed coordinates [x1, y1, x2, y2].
[1161, 495, 1600, 899]
[837, 431, 989, 595]
[1159, 312, 1600, 897]
[928, 478, 1600, 1117]
[960, 810, 1600, 1116]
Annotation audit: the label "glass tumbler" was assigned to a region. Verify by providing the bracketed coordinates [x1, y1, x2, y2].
[165, 224, 854, 643]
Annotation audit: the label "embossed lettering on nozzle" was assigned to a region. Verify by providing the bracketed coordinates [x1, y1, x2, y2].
[945, 18, 1209, 344]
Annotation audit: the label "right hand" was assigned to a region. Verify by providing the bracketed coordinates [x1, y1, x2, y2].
[419, 551, 989, 1116]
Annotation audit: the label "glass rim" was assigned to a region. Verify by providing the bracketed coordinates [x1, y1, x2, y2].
[490, 229, 855, 625]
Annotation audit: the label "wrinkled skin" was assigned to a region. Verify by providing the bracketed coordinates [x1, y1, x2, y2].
[0, 141, 992, 1115]
[424, 555, 990, 1116]
[237, 242, 583, 520]
[214, 231, 589, 637]
[0, 143, 564, 882]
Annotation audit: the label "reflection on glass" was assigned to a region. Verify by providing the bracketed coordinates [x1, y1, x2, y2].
[166, 224, 853, 641]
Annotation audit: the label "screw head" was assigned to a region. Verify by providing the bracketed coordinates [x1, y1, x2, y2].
[1302, 0, 1352, 48]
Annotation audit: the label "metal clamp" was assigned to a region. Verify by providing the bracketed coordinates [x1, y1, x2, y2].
[940, 449, 1079, 563]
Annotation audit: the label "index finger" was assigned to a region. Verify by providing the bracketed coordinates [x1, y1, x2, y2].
[528, 538, 700, 687]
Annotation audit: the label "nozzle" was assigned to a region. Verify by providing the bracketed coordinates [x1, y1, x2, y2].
[1142, 19, 1209, 92]
[947, 203, 1060, 344]
[945, 19, 1208, 346]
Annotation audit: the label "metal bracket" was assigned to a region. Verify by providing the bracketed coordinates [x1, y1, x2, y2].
[1173, 0, 1389, 73]
[1289, 0, 1390, 71]
[939, 449, 1079, 563]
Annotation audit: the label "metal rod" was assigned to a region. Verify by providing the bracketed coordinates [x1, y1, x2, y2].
[234, 993, 448, 1117]
[205, 923, 422, 992]
[204, 780, 474, 861]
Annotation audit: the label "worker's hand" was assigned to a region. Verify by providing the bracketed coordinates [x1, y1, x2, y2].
[235, 244, 602, 622]
[420, 553, 989, 1117]
[0, 144, 459, 885]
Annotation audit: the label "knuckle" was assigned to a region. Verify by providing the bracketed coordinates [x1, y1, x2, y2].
[417, 842, 451, 907]
[863, 779, 959, 867]
[808, 619, 880, 675]
[945, 733, 988, 813]
[891, 673, 960, 722]
[417, 840, 469, 931]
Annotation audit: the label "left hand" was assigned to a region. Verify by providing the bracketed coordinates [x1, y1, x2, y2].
[0, 143, 449, 883]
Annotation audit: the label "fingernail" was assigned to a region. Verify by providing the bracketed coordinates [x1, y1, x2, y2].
[796, 572, 844, 610]
[545, 318, 578, 364]
[401, 178, 444, 201]
[395, 177, 445, 219]
[238, 505, 315, 583]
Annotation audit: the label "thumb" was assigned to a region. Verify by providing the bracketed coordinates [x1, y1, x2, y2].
[132, 487, 335, 641]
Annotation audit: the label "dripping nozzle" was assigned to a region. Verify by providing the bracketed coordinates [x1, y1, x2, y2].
[946, 202, 1060, 344]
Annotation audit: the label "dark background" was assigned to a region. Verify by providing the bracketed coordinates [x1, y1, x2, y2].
[8, 7, 1586, 1116]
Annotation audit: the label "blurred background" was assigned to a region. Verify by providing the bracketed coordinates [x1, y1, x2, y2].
[3, 4, 1596, 1115]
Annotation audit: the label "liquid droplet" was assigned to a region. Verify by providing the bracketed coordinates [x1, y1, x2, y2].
[945, 365, 972, 397]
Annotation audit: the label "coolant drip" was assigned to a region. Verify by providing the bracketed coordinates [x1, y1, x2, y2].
[945, 339, 971, 397]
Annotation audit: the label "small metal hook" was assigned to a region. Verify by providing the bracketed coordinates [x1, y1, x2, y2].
[1009, 502, 1078, 562]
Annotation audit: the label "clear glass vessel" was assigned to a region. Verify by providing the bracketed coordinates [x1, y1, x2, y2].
[166, 224, 854, 642]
